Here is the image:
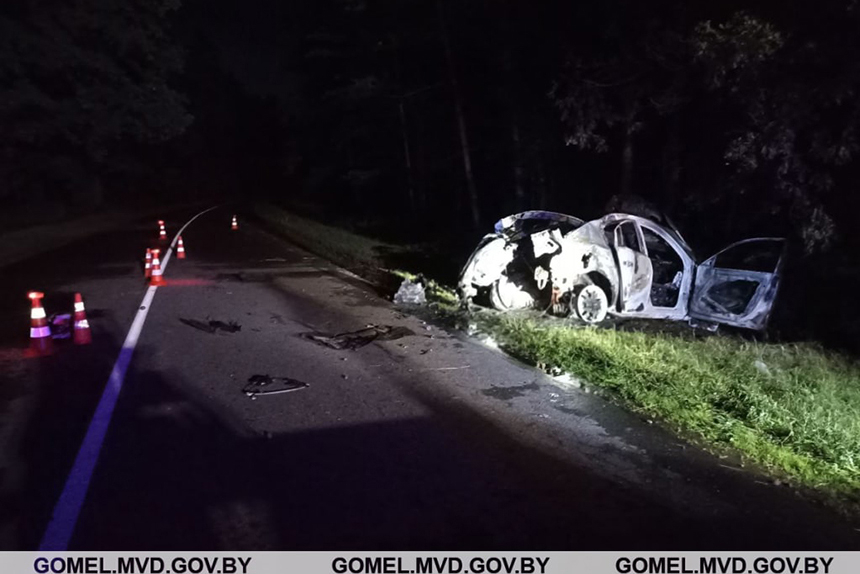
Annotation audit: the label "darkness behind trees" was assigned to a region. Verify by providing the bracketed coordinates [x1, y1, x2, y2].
[3, 0, 860, 346]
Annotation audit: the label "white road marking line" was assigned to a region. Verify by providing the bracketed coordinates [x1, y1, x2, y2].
[39, 205, 219, 551]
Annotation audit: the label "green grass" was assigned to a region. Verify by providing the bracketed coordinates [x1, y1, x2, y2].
[253, 202, 460, 310]
[253, 201, 860, 500]
[483, 314, 860, 496]
[253, 203, 403, 272]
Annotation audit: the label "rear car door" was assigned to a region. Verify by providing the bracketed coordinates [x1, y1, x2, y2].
[689, 238, 786, 330]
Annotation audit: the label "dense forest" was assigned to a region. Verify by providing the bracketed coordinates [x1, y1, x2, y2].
[2, 0, 860, 343]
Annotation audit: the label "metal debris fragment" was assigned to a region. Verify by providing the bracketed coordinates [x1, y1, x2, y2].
[300, 324, 414, 350]
[179, 318, 242, 334]
[243, 374, 309, 398]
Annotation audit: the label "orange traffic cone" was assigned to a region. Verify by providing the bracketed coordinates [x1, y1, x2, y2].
[231, 215, 238, 231]
[176, 236, 186, 259]
[150, 249, 166, 286]
[144, 248, 152, 278]
[28, 291, 53, 356]
[158, 220, 167, 241]
[73, 293, 92, 345]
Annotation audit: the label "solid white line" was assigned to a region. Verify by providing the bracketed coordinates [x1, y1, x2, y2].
[39, 205, 219, 551]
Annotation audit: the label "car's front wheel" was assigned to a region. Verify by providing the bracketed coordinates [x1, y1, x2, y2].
[571, 284, 608, 324]
[489, 275, 534, 310]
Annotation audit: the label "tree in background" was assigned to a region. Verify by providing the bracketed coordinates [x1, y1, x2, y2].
[0, 0, 191, 211]
[693, 7, 860, 252]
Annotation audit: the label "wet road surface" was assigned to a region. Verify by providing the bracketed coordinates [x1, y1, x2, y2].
[1, 206, 859, 550]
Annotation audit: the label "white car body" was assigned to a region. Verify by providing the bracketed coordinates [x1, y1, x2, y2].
[459, 210, 786, 331]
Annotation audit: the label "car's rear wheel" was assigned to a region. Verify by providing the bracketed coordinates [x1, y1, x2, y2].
[572, 284, 608, 324]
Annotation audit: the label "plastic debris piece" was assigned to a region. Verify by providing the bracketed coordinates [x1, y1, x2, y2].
[243, 374, 309, 398]
[753, 359, 771, 377]
[393, 278, 426, 305]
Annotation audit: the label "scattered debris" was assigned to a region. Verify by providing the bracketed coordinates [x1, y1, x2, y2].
[482, 381, 540, 400]
[243, 374, 309, 398]
[209, 320, 241, 333]
[393, 278, 426, 305]
[424, 365, 470, 371]
[179, 318, 242, 334]
[49, 314, 72, 340]
[536, 362, 563, 376]
[300, 324, 414, 350]
[753, 359, 772, 377]
[552, 372, 584, 389]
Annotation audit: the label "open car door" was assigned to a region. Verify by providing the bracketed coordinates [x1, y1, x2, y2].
[689, 238, 786, 330]
[612, 221, 653, 313]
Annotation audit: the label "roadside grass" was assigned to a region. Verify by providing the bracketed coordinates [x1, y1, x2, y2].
[482, 313, 860, 496]
[253, 201, 860, 501]
[252, 203, 461, 311]
[253, 203, 405, 276]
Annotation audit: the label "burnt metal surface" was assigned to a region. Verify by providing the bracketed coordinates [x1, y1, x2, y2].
[459, 211, 786, 331]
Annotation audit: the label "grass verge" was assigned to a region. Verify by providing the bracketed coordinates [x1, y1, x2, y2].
[253, 201, 860, 502]
[482, 313, 860, 498]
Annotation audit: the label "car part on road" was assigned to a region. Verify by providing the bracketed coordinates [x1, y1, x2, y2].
[459, 210, 786, 331]
[243, 374, 308, 398]
[393, 278, 426, 305]
[50, 314, 71, 340]
[300, 324, 413, 350]
[179, 318, 242, 334]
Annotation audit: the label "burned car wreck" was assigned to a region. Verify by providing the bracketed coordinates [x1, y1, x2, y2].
[459, 211, 786, 331]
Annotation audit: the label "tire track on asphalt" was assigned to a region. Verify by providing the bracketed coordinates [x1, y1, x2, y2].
[39, 205, 219, 551]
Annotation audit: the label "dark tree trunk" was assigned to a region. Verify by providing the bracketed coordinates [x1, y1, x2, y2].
[511, 121, 527, 210]
[437, 0, 481, 229]
[536, 151, 550, 209]
[620, 121, 634, 197]
[397, 100, 416, 214]
[415, 109, 427, 212]
[663, 112, 682, 213]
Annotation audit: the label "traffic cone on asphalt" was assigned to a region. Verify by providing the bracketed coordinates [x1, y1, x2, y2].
[73, 293, 92, 345]
[150, 249, 166, 286]
[28, 291, 53, 356]
[176, 236, 186, 259]
[144, 248, 152, 278]
[158, 220, 167, 242]
[231, 215, 238, 231]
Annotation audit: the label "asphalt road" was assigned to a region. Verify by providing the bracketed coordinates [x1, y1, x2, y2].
[1, 206, 859, 550]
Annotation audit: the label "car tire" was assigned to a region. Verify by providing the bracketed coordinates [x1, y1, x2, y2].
[489, 276, 533, 310]
[571, 284, 608, 324]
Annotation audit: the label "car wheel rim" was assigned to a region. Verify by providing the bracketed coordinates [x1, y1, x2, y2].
[577, 286, 606, 323]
